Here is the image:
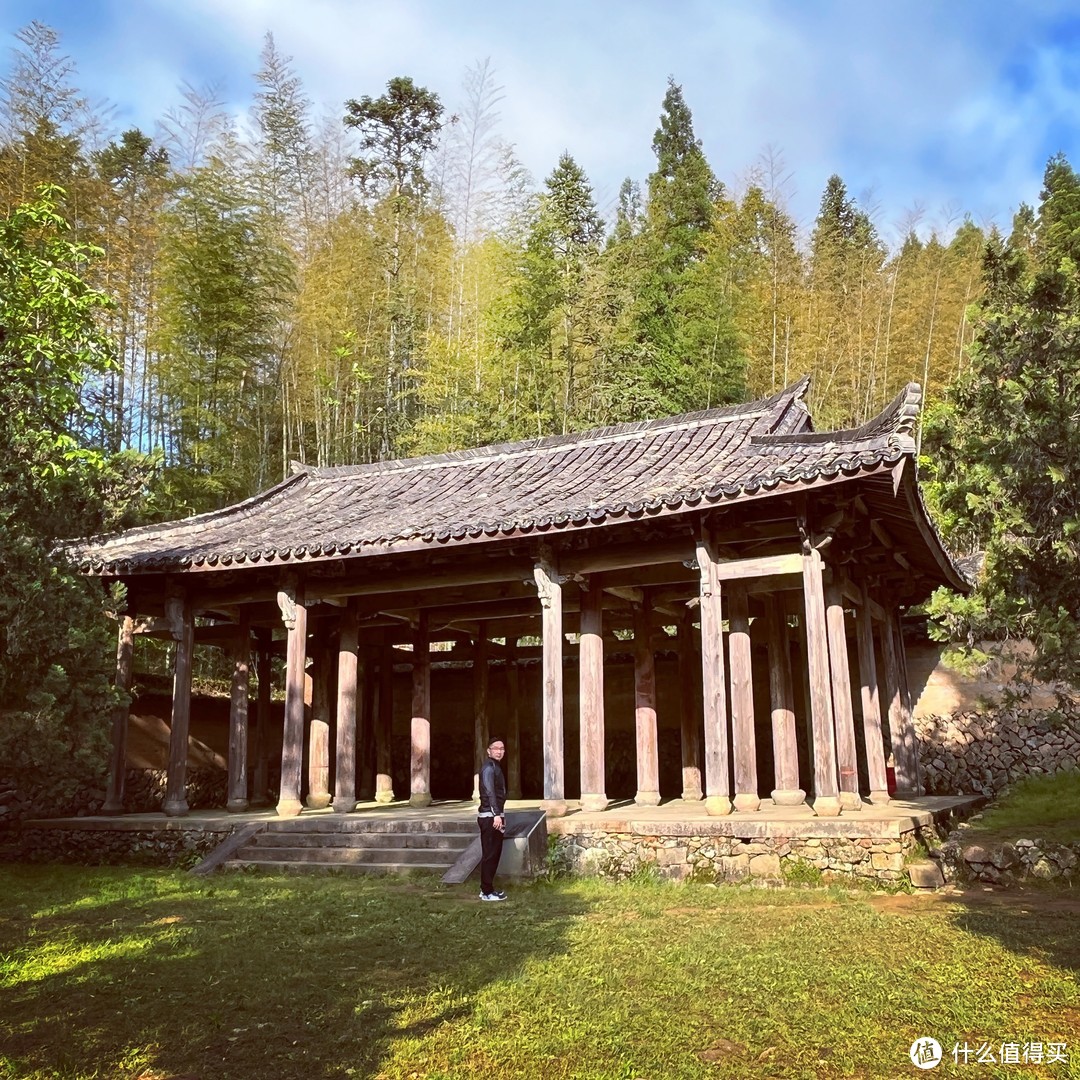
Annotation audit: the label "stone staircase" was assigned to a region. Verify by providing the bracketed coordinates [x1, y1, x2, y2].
[216, 815, 477, 875]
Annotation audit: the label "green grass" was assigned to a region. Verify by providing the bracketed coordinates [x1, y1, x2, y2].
[1, 867, 1079, 1079]
[965, 770, 1080, 846]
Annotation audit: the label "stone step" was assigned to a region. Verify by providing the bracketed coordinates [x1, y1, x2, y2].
[264, 817, 476, 835]
[229, 858, 452, 875]
[234, 844, 461, 866]
[249, 830, 473, 851]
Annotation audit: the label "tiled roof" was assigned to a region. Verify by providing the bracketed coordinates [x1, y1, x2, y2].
[69, 379, 927, 575]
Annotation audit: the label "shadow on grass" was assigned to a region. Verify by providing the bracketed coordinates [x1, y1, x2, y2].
[944, 885, 1080, 978]
[0, 866, 586, 1080]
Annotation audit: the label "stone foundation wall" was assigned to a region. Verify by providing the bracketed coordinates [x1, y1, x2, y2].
[915, 707, 1080, 797]
[0, 768, 228, 832]
[936, 837, 1079, 885]
[11, 823, 230, 866]
[552, 829, 926, 885]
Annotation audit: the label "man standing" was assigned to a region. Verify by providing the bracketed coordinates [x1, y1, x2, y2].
[477, 736, 508, 901]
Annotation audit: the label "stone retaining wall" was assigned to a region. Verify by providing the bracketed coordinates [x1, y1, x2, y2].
[916, 707, 1079, 797]
[935, 836, 1079, 885]
[12, 821, 230, 866]
[0, 768, 227, 831]
[552, 829, 926, 884]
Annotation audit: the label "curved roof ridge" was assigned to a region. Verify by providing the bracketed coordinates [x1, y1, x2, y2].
[58, 471, 309, 554]
[305, 382, 808, 480]
[749, 382, 921, 448]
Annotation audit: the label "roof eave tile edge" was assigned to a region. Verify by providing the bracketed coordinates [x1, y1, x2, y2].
[78, 451, 903, 578]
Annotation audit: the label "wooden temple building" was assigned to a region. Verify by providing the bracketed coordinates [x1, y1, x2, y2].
[69, 378, 967, 821]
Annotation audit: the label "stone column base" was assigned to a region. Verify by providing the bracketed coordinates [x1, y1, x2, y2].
[409, 792, 432, 808]
[811, 795, 842, 817]
[839, 791, 863, 810]
[332, 797, 357, 813]
[226, 798, 250, 813]
[705, 795, 733, 816]
[681, 788, 704, 802]
[163, 798, 189, 818]
[635, 790, 661, 807]
[275, 797, 303, 818]
[305, 793, 331, 810]
[541, 798, 568, 817]
[733, 793, 760, 812]
[771, 788, 806, 806]
[374, 789, 395, 805]
[867, 789, 891, 805]
[580, 793, 609, 812]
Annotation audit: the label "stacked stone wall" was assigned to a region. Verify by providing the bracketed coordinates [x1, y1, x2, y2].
[552, 829, 928, 885]
[11, 824, 228, 866]
[915, 707, 1080, 797]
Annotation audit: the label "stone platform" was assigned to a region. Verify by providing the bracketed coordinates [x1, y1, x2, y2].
[15, 795, 980, 883]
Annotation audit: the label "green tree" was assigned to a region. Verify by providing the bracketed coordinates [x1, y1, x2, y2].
[610, 79, 744, 417]
[925, 153, 1080, 690]
[344, 76, 446, 453]
[0, 188, 131, 776]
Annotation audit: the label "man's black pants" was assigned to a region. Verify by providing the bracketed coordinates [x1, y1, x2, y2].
[478, 816, 504, 894]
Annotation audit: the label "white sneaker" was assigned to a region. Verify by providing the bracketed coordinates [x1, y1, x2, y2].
[479, 891, 507, 902]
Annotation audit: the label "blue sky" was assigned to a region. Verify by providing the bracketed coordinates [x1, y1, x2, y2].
[4, 0, 1080, 244]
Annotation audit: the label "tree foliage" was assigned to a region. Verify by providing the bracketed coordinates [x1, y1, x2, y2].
[925, 153, 1080, 690]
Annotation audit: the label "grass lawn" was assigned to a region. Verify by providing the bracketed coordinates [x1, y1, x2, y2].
[1, 867, 1078, 1080]
[961, 770, 1080, 847]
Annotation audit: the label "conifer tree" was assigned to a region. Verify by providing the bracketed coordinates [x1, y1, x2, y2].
[925, 153, 1080, 689]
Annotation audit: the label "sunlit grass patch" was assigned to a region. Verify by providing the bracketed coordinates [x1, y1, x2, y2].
[0, 866, 1077, 1079]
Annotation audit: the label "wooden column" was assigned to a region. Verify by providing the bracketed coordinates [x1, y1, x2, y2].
[727, 583, 759, 811]
[856, 586, 890, 804]
[375, 644, 395, 803]
[357, 649, 376, 801]
[579, 577, 608, 811]
[764, 595, 804, 806]
[409, 613, 432, 808]
[471, 623, 490, 800]
[163, 596, 194, 817]
[252, 630, 272, 806]
[894, 611, 924, 795]
[226, 611, 250, 813]
[333, 602, 360, 813]
[882, 610, 921, 795]
[276, 585, 307, 817]
[102, 615, 135, 815]
[633, 601, 661, 806]
[307, 631, 332, 810]
[534, 549, 566, 816]
[677, 613, 703, 801]
[506, 642, 523, 800]
[696, 535, 732, 816]
[801, 545, 841, 816]
[825, 582, 861, 811]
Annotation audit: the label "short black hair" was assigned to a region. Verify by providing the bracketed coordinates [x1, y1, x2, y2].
[488, 736, 505, 748]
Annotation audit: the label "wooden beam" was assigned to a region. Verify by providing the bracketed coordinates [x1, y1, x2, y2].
[712, 551, 803, 582]
[562, 539, 694, 576]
